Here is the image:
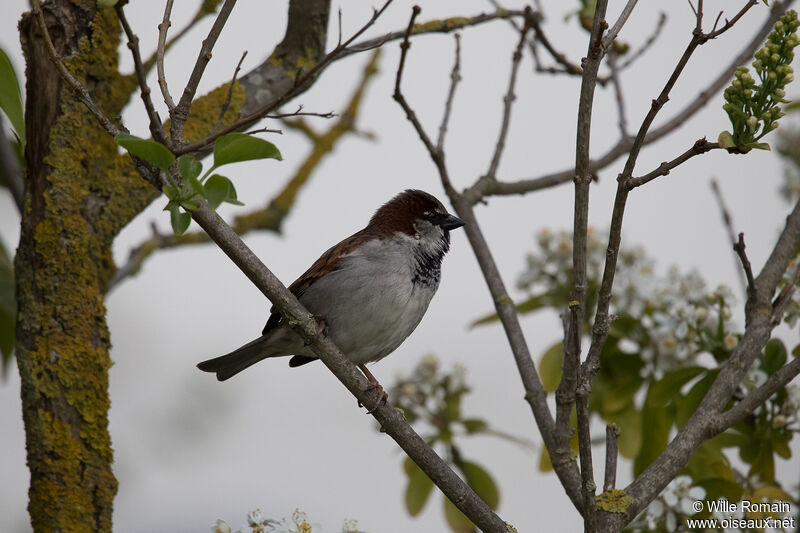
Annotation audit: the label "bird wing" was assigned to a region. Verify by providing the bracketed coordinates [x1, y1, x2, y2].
[262, 228, 372, 335]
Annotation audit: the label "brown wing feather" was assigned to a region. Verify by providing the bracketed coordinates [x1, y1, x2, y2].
[262, 228, 373, 335]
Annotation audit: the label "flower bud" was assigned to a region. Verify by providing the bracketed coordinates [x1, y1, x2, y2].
[746, 115, 758, 130]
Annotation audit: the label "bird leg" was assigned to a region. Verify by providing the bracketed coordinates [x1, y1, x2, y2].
[357, 364, 388, 413]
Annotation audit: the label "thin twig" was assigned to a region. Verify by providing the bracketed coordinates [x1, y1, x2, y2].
[170, 0, 238, 144]
[603, 424, 619, 492]
[339, 9, 526, 58]
[733, 233, 757, 295]
[618, 12, 667, 70]
[772, 259, 800, 324]
[527, 9, 583, 75]
[142, 1, 223, 73]
[175, 0, 393, 156]
[436, 34, 461, 153]
[211, 50, 249, 134]
[156, 0, 176, 110]
[115, 2, 171, 147]
[602, 0, 639, 50]
[569, 1, 612, 526]
[606, 50, 629, 138]
[485, 10, 531, 182]
[625, 138, 720, 189]
[710, 179, 748, 294]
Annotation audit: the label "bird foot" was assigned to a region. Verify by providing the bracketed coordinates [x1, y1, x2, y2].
[358, 382, 388, 414]
[357, 363, 388, 413]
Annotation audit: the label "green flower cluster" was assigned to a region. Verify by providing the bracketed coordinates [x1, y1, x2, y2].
[719, 10, 799, 152]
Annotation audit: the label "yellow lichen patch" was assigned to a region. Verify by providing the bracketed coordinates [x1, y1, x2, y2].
[596, 489, 634, 513]
[412, 17, 472, 34]
[181, 81, 246, 143]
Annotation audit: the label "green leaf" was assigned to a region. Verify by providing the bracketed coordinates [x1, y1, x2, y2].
[162, 184, 179, 200]
[462, 418, 489, 434]
[538, 341, 563, 393]
[676, 370, 717, 428]
[696, 478, 744, 503]
[762, 339, 787, 374]
[403, 457, 434, 516]
[613, 403, 642, 459]
[204, 174, 232, 210]
[115, 134, 175, 171]
[169, 205, 191, 236]
[743, 141, 771, 151]
[0, 48, 24, 144]
[443, 496, 474, 533]
[0, 237, 15, 375]
[460, 461, 499, 510]
[647, 367, 706, 407]
[470, 293, 552, 327]
[213, 132, 282, 168]
[634, 401, 674, 476]
[178, 155, 203, 182]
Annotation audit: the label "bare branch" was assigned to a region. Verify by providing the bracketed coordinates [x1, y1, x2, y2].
[211, 50, 249, 134]
[569, 2, 611, 523]
[170, 0, 238, 144]
[703, 0, 760, 40]
[115, 2, 171, 147]
[527, 9, 583, 76]
[618, 12, 667, 70]
[0, 114, 23, 213]
[339, 9, 526, 58]
[771, 256, 800, 324]
[606, 51, 629, 138]
[392, 4, 583, 510]
[175, 0, 393, 156]
[142, 0, 224, 73]
[485, 10, 532, 182]
[156, 0, 177, 110]
[436, 34, 461, 153]
[603, 424, 619, 492]
[625, 138, 720, 189]
[710, 179, 748, 294]
[602, 0, 639, 50]
[733, 232, 757, 295]
[713, 356, 800, 433]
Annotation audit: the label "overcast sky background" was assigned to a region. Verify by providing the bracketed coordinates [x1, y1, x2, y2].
[1, 1, 799, 532]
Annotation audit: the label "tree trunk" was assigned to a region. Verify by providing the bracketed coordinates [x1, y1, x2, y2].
[16, 3, 150, 529]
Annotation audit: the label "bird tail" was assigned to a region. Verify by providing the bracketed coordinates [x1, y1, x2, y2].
[197, 335, 277, 381]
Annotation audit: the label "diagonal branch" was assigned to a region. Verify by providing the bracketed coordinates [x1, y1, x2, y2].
[392, 4, 584, 511]
[568, 2, 611, 527]
[170, 0, 237, 144]
[115, 2, 171, 147]
[339, 9, 526, 58]
[156, 0, 177, 110]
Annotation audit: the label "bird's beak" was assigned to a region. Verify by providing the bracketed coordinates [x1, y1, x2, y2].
[439, 214, 465, 231]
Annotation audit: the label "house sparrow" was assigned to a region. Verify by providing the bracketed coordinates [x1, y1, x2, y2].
[197, 189, 464, 404]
